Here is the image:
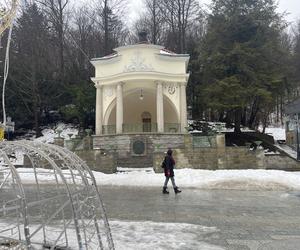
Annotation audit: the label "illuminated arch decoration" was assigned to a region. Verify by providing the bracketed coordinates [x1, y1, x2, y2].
[0, 141, 114, 249]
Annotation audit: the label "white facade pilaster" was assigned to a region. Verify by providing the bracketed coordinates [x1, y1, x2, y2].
[116, 82, 124, 134]
[95, 84, 103, 135]
[156, 82, 164, 133]
[180, 82, 188, 133]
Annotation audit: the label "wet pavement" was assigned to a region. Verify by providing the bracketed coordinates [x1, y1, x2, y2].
[99, 186, 300, 250]
[1, 185, 300, 249]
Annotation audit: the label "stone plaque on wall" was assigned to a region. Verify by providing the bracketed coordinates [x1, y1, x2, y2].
[131, 137, 147, 156]
[192, 136, 216, 148]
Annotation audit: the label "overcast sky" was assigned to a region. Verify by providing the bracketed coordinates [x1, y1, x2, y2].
[128, 0, 300, 26]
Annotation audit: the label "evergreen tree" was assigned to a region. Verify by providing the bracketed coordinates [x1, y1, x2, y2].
[8, 4, 62, 136]
[293, 20, 300, 95]
[199, 0, 287, 132]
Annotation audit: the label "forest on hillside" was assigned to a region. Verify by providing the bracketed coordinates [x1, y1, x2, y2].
[1, 0, 300, 135]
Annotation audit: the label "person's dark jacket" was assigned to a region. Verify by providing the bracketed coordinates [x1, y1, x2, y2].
[164, 155, 175, 177]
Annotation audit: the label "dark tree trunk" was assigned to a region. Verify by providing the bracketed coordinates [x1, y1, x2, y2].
[58, 27, 64, 81]
[280, 95, 283, 126]
[234, 108, 242, 133]
[152, 0, 157, 44]
[58, 1, 65, 82]
[224, 111, 233, 128]
[262, 115, 267, 134]
[34, 103, 42, 137]
[248, 98, 260, 129]
[241, 107, 247, 126]
[104, 4, 109, 54]
[218, 111, 224, 122]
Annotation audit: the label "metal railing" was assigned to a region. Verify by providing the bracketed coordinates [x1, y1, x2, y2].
[102, 125, 116, 135]
[102, 123, 181, 134]
[123, 123, 158, 133]
[164, 123, 180, 133]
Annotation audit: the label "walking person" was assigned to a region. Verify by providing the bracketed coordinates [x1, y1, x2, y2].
[162, 149, 181, 194]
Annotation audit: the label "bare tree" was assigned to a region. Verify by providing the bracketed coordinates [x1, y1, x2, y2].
[135, 0, 165, 44]
[293, 20, 300, 95]
[86, 0, 128, 56]
[67, 7, 94, 77]
[37, 0, 70, 82]
[159, 0, 201, 53]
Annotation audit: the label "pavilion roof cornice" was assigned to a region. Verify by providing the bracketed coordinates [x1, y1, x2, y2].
[91, 71, 190, 85]
[155, 53, 190, 68]
[91, 54, 121, 65]
[114, 44, 164, 52]
[156, 53, 190, 58]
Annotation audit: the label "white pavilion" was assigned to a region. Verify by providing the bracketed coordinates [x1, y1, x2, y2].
[91, 40, 190, 135]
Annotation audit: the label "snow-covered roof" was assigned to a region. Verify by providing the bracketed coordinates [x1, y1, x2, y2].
[159, 48, 189, 58]
[91, 44, 190, 62]
[91, 53, 119, 62]
[114, 43, 163, 52]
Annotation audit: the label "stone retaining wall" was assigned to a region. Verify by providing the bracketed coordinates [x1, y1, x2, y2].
[75, 150, 116, 174]
[93, 133, 186, 169]
[54, 133, 300, 173]
[152, 134, 300, 173]
[264, 154, 300, 171]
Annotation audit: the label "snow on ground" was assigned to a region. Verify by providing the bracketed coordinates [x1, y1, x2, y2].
[0, 220, 223, 250]
[34, 123, 78, 144]
[276, 144, 297, 159]
[2, 167, 300, 191]
[111, 220, 223, 250]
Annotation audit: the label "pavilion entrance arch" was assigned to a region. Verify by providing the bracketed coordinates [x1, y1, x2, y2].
[103, 86, 180, 134]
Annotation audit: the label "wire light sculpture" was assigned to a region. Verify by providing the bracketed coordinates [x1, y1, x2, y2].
[0, 0, 19, 36]
[0, 0, 19, 127]
[0, 140, 115, 250]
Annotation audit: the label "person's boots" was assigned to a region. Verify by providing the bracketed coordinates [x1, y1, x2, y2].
[174, 187, 182, 194]
[162, 187, 169, 194]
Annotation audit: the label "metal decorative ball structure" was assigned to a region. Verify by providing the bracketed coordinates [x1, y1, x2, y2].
[0, 3, 115, 249]
[0, 140, 114, 249]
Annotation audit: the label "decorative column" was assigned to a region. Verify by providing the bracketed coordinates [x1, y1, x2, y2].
[116, 82, 124, 134]
[95, 84, 103, 135]
[156, 82, 164, 133]
[180, 82, 188, 133]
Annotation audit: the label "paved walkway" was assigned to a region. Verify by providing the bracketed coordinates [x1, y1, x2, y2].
[100, 187, 300, 250]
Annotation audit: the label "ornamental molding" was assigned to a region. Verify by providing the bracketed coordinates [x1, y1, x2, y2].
[123, 51, 154, 72]
[164, 82, 178, 95]
[104, 86, 114, 98]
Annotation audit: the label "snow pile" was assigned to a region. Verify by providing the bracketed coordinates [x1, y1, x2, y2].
[34, 123, 78, 144]
[0, 220, 223, 250]
[264, 127, 286, 141]
[0, 168, 86, 185]
[3, 167, 300, 191]
[0, 149, 24, 165]
[93, 169, 300, 191]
